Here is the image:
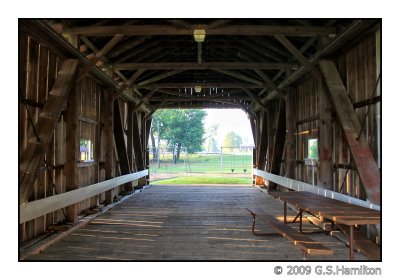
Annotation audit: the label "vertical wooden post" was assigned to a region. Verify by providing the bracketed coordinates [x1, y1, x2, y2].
[266, 105, 275, 172]
[318, 76, 333, 189]
[104, 90, 115, 204]
[269, 99, 286, 190]
[144, 118, 152, 184]
[113, 99, 133, 192]
[285, 87, 296, 180]
[132, 111, 144, 170]
[65, 81, 79, 223]
[127, 103, 135, 171]
[255, 111, 268, 185]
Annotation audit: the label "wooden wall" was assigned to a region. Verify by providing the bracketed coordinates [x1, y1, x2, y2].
[273, 31, 380, 200]
[19, 33, 126, 242]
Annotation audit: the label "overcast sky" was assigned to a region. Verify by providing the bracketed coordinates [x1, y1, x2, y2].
[204, 109, 254, 147]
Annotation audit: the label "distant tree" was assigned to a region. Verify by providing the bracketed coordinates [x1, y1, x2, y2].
[205, 124, 219, 152]
[223, 131, 242, 151]
[152, 109, 207, 160]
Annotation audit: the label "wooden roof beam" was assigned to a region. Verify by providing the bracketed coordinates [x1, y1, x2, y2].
[113, 62, 296, 71]
[64, 25, 336, 37]
[213, 69, 264, 86]
[242, 88, 268, 112]
[254, 69, 284, 98]
[79, 35, 128, 83]
[141, 83, 263, 89]
[275, 34, 320, 78]
[78, 34, 124, 80]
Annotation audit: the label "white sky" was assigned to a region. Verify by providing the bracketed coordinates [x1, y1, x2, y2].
[204, 109, 254, 147]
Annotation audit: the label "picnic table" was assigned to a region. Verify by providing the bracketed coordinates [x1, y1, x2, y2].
[268, 191, 381, 260]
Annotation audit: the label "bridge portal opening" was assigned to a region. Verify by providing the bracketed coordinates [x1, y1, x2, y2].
[148, 108, 255, 185]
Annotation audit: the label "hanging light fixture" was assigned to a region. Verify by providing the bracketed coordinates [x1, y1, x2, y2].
[194, 85, 202, 93]
[193, 29, 206, 43]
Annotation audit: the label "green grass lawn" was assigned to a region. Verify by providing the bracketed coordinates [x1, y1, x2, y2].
[150, 153, 253, 174]
[151, 176, 253, 185]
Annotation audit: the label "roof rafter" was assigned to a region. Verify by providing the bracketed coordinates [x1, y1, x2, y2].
[64, 24, 336, 37]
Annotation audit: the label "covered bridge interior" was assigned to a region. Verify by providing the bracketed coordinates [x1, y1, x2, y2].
[19, 19, 381, 261]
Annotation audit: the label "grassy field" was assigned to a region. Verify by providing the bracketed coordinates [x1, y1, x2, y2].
[151, 176, 253, 185]
[149, 153, 253, 174]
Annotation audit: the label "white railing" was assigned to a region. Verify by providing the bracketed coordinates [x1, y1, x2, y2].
[253, 169, 380, 211]
[20, 170, 148, 223]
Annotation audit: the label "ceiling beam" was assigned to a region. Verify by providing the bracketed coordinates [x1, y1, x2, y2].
[78, 34, 124, 80]
[141, 83, 263, 89]
[79, 35, 128, 83]
[113, 62, 296, 71]
[261, 20, 378, 103]
[148, 96, 252, 102]
[242, 88, 268, 112]
[254, 69, 284, 98]
[214, 69, 264, 86]
[63, 25, 336, 37]
[114, 69, 146, 99]
[274, 34, 320, 78]
[137, 70, 185, 87]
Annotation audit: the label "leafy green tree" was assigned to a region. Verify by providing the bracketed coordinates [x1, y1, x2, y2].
[152, 109, 207, 160]
[223, 131, 242, 151]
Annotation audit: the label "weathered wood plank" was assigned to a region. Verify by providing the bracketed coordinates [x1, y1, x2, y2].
[114, 62, 296, 71]
[20, 170, 148, 223]
[268, 99, 286, 190]
[20, 59, 79, 203]
[78, 34, 124, 80]
[285, 87, 296, 179]
[319, 60, 380, 204]
[63, 25, 336, 37]
[65, 78, 79, 222]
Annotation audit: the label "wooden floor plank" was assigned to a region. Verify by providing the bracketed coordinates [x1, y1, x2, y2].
[25, 185, 368, 260]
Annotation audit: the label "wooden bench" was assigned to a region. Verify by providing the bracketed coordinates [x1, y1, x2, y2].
[246, 208, 333, 259]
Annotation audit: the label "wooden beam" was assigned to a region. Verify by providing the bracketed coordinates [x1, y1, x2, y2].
[285, 87, 296, 180]
[78, 34, 124, 80]
[214, 69, 264, 86]
[114, 62, 295, 71]
[318, 77, 333, 189]
[114, 100, 133, 192]
[242, 88, 268, 112]
[114, 69, 146, 99]
[132, 112, 145, 173]
[143, 83, 262, 89]
[104, 90, 115, 204]
[254, 69, 284, 98]
[20, 59, 79, 203]
[65, 77, 79, 222]
[148, 96, 252, 102]
[268, 99, 286, 190]
[134, 89, 157, 111]
[145, 100, 167, 120]
[64, 25, 336, 37]
[166, 19, 192, 29]
[80, 36, 127, 83]
[319, 60, 380, 204]
[274, 34, 320, 78]
[137, 70, 184, 87]
[20, 170, 148, 223]
[108, 36, 149, 59]
[260, 20, 379, 103]
[255, 112, 269, 185]
[208, 20, 232, 29]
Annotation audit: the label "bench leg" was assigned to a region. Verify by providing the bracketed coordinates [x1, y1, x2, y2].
[349, 225, 354, 260]
[299, 209, 303, 233]
[284, 201, 287, 224]
[250, 213, 281, 237]
[303, 251, 307, 261]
